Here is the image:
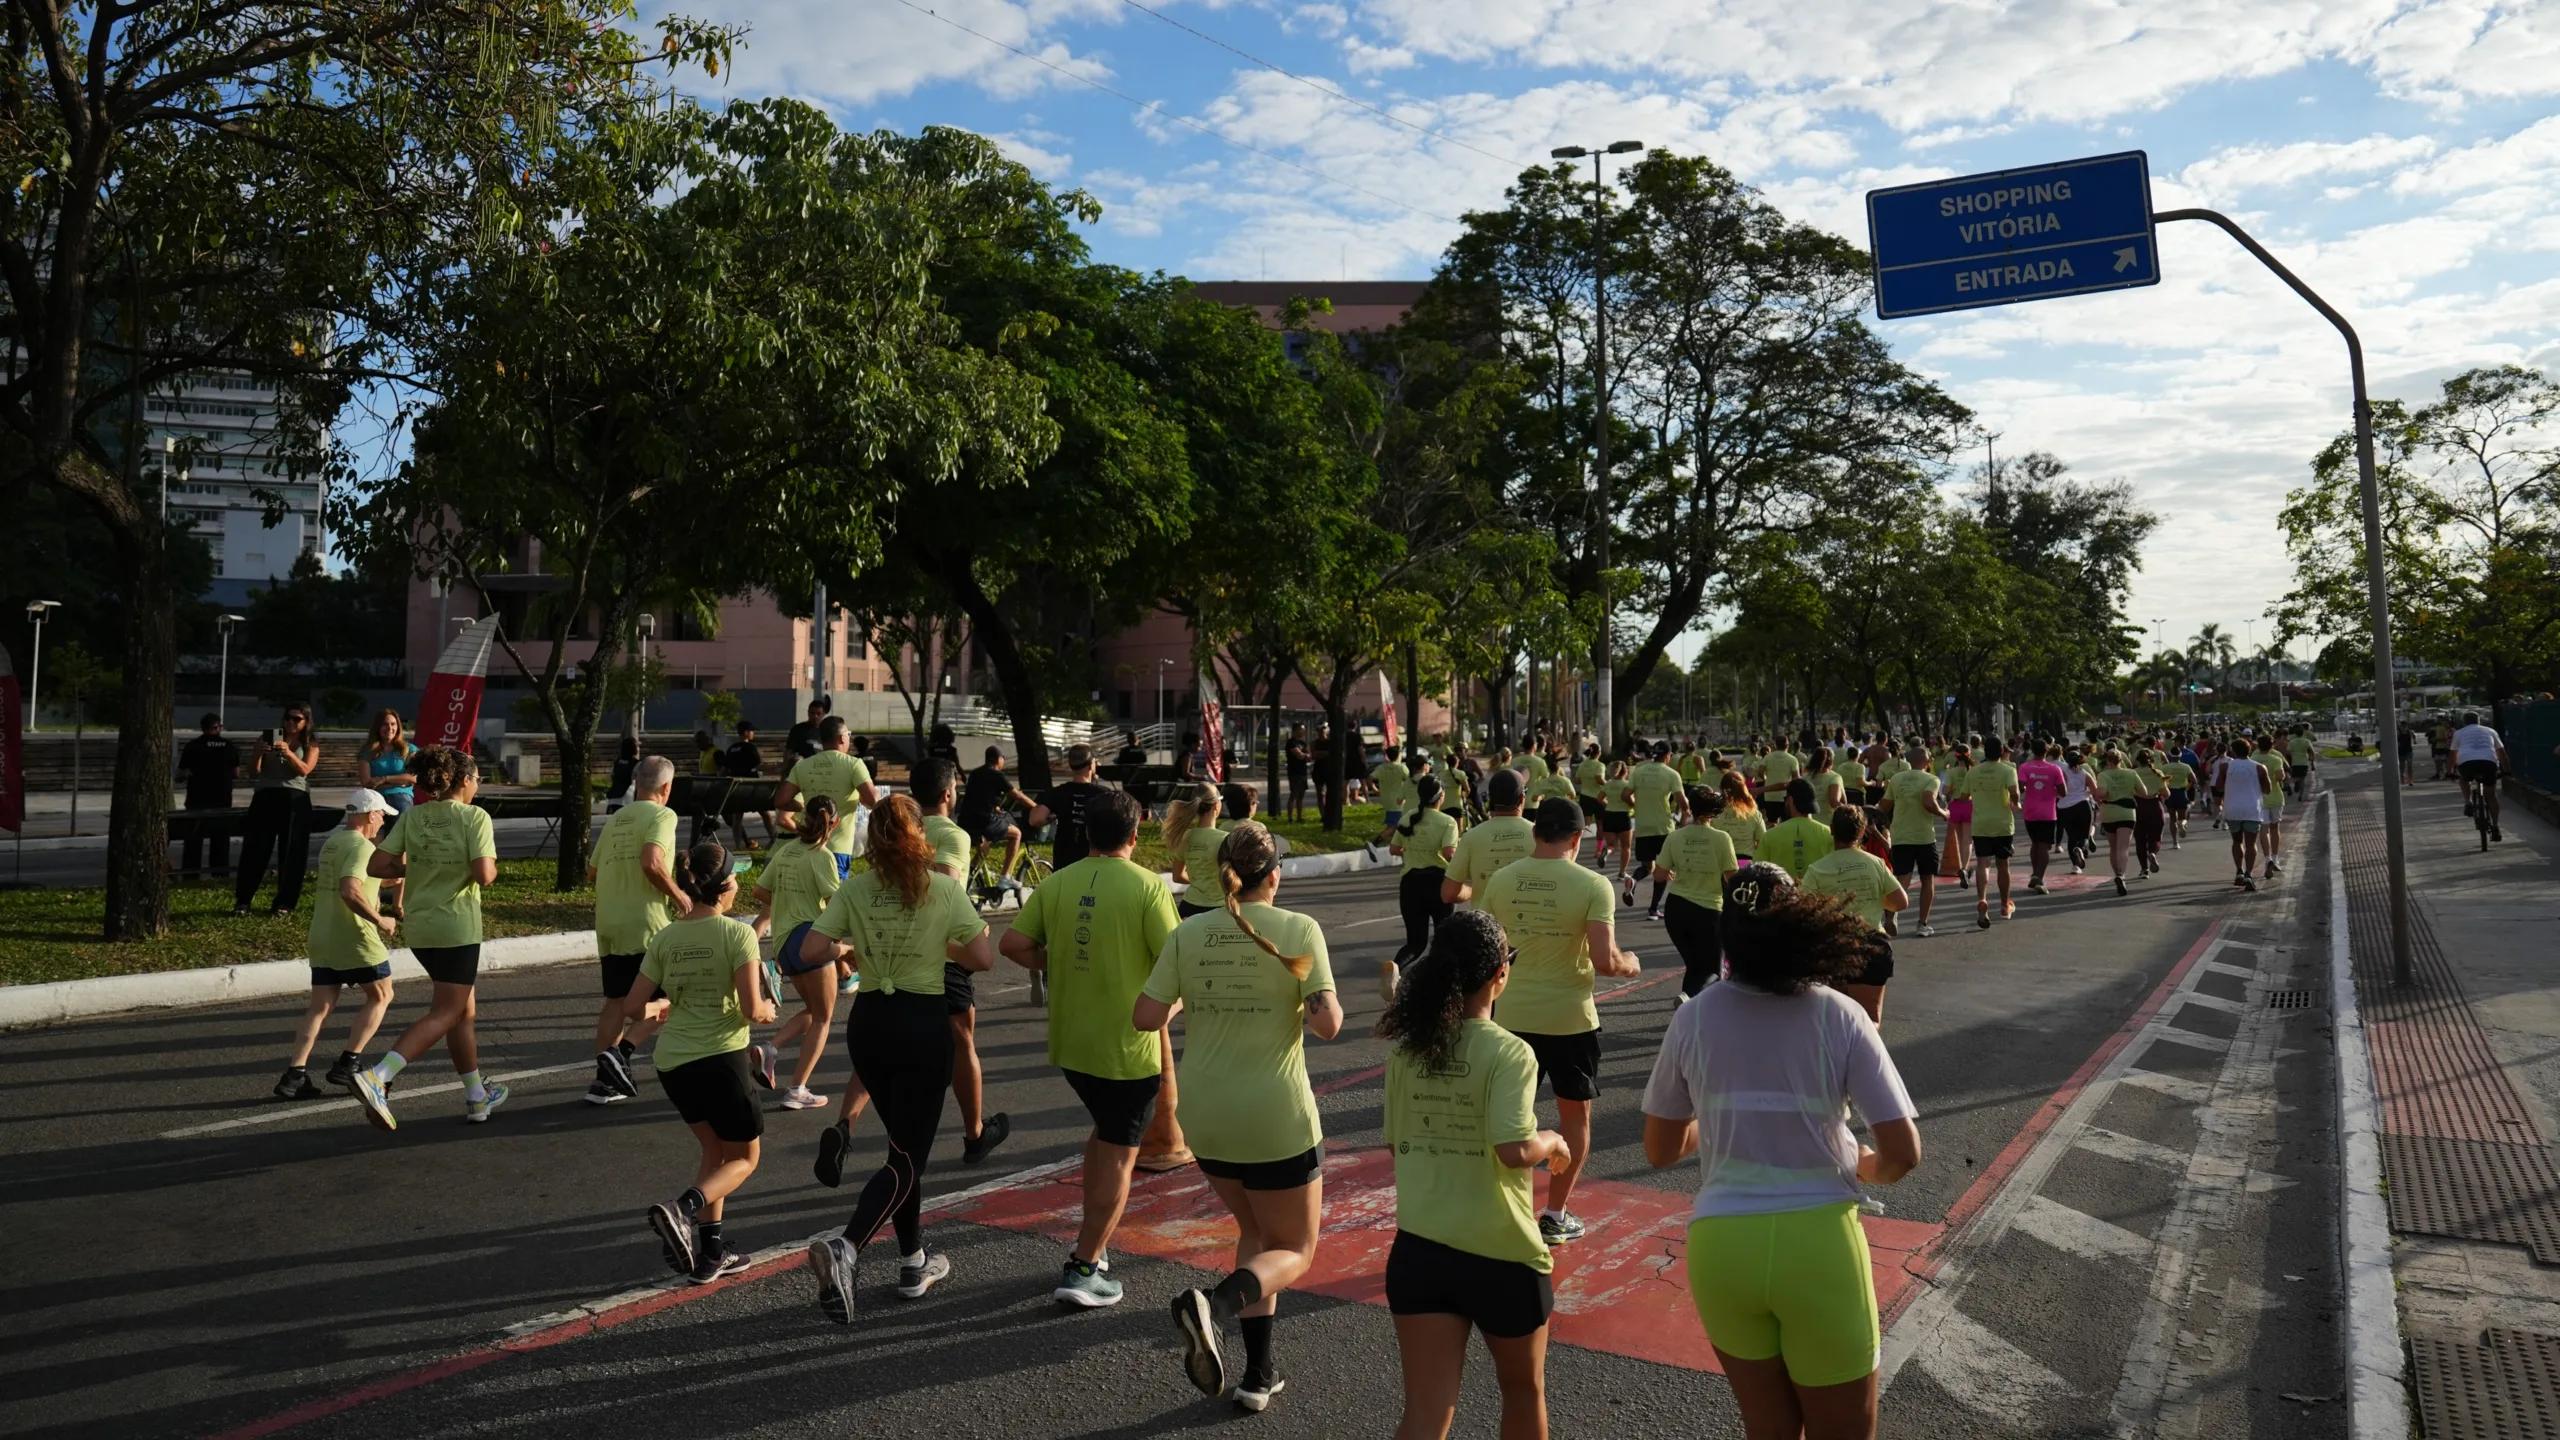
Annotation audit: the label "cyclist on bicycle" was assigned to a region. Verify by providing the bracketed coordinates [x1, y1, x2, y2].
[957, 745, 1033, 894]
[2451, 713, 2510, 842]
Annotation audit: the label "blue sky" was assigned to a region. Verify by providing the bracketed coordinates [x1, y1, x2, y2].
[653, 0, 2560, 671]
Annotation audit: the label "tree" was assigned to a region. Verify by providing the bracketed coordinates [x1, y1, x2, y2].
[2189, 623, 2238, 698]
[1, 0, 724, 936]
[350, 101, 1053, 888]
[2278, 365, 2560, 706]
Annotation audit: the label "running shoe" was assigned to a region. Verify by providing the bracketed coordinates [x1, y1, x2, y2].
[816, 1117, 851, 1188]
[2266, 860, 2282, 877]
[2114, 876, 2128, 897]
[323, 1052, 367, 1090]
[2026, 880, 2048, 895]
[896, 1252, 952, 1299]
[1054, 1256, 1123, 1308]
[2002, 901, 2017, 921]
[1917, 925, 1936, 939]
[2233, 871, 2249, 888]
[779, 1085, 828, 1111]
[349, 1069, 397, 1131]
[583, 1081, 628, 1106]
[1538, 1211, 1587, 1245]
[838, 969, 859, 996]
[597, 1047, 638, 1099]
[1029, 971, 1047, 1007]
[1234, 1374, 1287, 1413]
[1619, 878, 1636, 908]
[2493, 825, 2503, 843]
[809, 1236, 859, 1324]
[1379, 958, 1400, 1006]
[2242, 876, 2259, 892]
[648, 1199, 697, 1275]
[464, 1083, 509, 1123]
[273, 1067, 323, 1100]
[1171, 1289, 1229, 1397]
[747, 1043, 778, 1092]
[962, 1112, 1012, 1165]
[1975, 906, 1991, 931]
[689, 1248, 751, 1285]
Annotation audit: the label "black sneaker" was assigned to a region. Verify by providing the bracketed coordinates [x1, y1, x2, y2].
[598, 1047, 638, 1099]
[816, 1117, 851, 1188]
[648, 1199, 697, 1276]
[272, 1067, 323, 1100]
[1171, 1289, 1228, 1397]
[962, 1112, 1011, 1166]
[323, 1052, 365, 1090]
[689, 1248, 751, 1285]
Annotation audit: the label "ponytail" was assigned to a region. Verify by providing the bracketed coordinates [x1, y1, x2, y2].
[1377, 909, 1509, 1074]
[863, 795, 936, 909]
[1398, 775, 1444, 837]
[677, 841, 733, 908]
[1216, 823, 1312, 980]
[795, 794, 838, 848]
[1163, 782, 1221, 858]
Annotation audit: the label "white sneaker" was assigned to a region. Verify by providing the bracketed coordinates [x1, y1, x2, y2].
[780, 1085, 828, 1110]
[1917, 924, 1936, 938]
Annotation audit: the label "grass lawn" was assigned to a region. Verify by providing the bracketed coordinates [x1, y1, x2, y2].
[0, 805, 1386, 988]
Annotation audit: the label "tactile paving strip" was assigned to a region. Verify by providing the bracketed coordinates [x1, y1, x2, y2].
[2384, 1134, 2560, 1265]
[2412, 1329, 2560, 1440]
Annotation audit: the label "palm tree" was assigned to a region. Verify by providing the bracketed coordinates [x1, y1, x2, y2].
[2190, 623, 2240, 698]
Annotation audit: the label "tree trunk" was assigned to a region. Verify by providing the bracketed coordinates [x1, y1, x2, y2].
[1403, 643, 1421, 747]
[946, 568, 1052, 790]
[554, 726, 594, 892]
[1323, 685, 1354, 834]
[102, 512, 176, 939]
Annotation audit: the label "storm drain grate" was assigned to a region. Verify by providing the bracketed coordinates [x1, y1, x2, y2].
[2264, 989, 2319, 1010]
[2411, 1329, 2560, 1440]
[2384, 1134, 2560, 1266]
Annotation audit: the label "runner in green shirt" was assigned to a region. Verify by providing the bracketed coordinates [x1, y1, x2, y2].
[1627, 741, 1690, 918]
[1367, 751, 1415, 859]
[625, 841, 778, 1285]
[1880, 743, 1947, 937]
[913, 759, 974, 879]
[1707, 771, 1767, 862]
[586, 756, 684, 1106]
[1800, 808, 1906, 1024]
[1759, 779, 1836, 881]
[1760, 746, 1803, 790]
[1962, 737, 2022, 931]
[278, 791, 400, 1101]
[1387, 775, 1462, 1003]
[1654, 787, 1740, 996]
[901, 756, 1007, 1163]
[1138, 823, 1343, 1407]
[1572, 748, 1607, 825]
[1443, 769, 1535, 910]
[2286, 725, 2318, 803]
[750, 796, 846, 1111]
[1377, 910, 1566, 1440]
[773, 716, 880, 860]
[349, 747, 505, 1132]
[2094, 747, 2154, 896]
[1165, 782, 1229, 918]
[1477, 798, 1639, 1247]
[998, 788, 1185, 1309]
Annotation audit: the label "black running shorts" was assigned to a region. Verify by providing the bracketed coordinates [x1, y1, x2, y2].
[1634, 834, 1666, 863]
[1513, 1028, 1602, 1102]
[2025, 819, 2061, 845]
[1197, 1146, 1323, 1191]
[1888, 843, 1937, 878]
[1971, 834, 2014, 860]
[1064, 1067, 1160, 1147]
[1387, 1230, 1554, 1339]
[658, 1049, 764, 1143]
[414, 944, 481, 986]
[943, 961, 976, 1015]
[1598, 812, 1632, 835]
[1852, 934, 1895, 988]
[2460, 759, 2501, 785]
[600, 952, 644, 999]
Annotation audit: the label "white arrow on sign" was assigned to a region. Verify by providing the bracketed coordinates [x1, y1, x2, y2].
[2113, 246, 2138, 273]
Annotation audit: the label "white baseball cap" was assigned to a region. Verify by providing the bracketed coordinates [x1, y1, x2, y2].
[343, 790, 393, 815]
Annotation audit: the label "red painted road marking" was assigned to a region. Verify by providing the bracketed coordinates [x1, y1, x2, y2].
[945, 1146, 1943, 1374]
[1880, 916, 2226, 1328]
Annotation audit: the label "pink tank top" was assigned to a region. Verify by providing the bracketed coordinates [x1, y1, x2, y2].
[2017, 760, 2064, 822]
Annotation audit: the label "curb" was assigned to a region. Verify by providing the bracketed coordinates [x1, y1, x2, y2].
[0, 931, 599, 1033]
[2325, 790, 2410, 1440]
[1166, 845, 1393, 894]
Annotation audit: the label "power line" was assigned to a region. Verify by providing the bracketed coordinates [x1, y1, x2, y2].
[881, 0, 1458, 224]
[1113, 0, 1534, 172]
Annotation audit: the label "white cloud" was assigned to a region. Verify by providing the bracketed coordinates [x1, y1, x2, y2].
[2357, 0, 2560, 104]
[2173, 134, 2439, 207]
[660, 0, 1122, 107]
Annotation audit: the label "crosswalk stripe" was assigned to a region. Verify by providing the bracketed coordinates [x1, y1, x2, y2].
[2120, 1068, 2213, 1104]
[2014, 1193, 2154, 1262]
[1912, 1307, 2082, 1413]
[2075, 1125, 2192, 1171]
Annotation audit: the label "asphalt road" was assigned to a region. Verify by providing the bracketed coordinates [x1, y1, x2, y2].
[0, 797, 2360, 1439]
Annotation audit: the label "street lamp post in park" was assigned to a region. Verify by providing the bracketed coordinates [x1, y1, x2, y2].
[1550, 138, 1644, 752]
[216, 613, 245, 727]
[23, 600, 60, 730]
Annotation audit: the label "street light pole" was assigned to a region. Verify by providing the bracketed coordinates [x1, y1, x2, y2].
[216, 613, 244, 727]
[1553, 138, 1642, 755]
[23, 601, 59, 730]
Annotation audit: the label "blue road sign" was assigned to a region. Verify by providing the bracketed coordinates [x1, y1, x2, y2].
[1867, 151, 2158, 319]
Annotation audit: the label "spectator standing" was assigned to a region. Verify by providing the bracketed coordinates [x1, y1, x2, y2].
[1285, 723, 1313, 821]
[785, 698, 829, 762]
[721, 720, 774, 848]
[233, 704, 321, 917]
[177, 713, 240, 879]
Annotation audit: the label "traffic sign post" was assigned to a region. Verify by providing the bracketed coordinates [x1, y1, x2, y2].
[1866, 151, 2158, 319]
[1865, 156, 2415, 986]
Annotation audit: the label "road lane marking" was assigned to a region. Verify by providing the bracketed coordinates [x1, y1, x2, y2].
[161, 1061, 592, 1139]
[2076, 1125, 2192, 1172]
[2120, 1069, 2212, 1104]
[2172, 991, 2249, 1015]
[1912, 1308, 2081, 1413]
[2014, 1193, 2153, 1262]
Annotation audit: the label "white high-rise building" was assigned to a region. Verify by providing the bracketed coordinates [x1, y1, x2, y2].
[145, 373, 323, 604]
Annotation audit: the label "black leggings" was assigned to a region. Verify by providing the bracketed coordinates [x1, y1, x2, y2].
[1397, 868, 1450, 963]
[1663, 895, 1722, 996]
[841, 988, 954, 1256]
[2059, 803, 2093, 859]
[234, 788, 313, 912]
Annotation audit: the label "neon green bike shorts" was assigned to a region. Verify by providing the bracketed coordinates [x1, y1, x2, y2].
[1684, 1200, 1878, 1387]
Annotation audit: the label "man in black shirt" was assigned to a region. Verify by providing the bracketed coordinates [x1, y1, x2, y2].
[1285, 722, 1312, 821]
[957, 745, 1032, 887]
[720, 721, 773, 848]
[176, 713, 240, 878]
[1029, 744, 1110, 870]
[784, 698, 828, 762]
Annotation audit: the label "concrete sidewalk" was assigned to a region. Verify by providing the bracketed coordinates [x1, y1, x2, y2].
[2337, 765, 2560, 1439]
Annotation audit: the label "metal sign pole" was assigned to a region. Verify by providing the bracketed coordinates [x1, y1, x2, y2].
[2154, 206, 2412, 985]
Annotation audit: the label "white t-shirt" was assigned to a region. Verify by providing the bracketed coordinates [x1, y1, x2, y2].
[2215, 757, 2268, 822]
[2453, 725, 2504, 765]
[1640, 980, 1917, 1220]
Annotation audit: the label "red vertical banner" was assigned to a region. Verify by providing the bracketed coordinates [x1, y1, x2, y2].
[418, 617, 499, 752]
[1197, 667, 1224, 783]
[0, 642, 21, 833]
[1379, 671, 1400, 753]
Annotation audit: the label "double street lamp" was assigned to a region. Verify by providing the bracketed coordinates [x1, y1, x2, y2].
[1552, 139, 1643, 752]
